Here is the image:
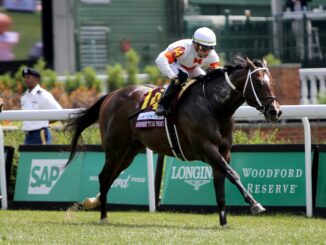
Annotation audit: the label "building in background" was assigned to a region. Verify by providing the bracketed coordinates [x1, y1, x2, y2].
[2, 0, 325, 74]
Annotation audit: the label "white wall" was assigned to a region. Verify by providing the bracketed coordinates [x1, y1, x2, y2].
[52, 0, 76, 74]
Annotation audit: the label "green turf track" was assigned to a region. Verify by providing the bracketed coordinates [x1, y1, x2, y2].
[0, 210, 325, 244]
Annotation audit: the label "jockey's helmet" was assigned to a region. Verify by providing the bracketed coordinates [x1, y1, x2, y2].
[192, 27, 216, 47]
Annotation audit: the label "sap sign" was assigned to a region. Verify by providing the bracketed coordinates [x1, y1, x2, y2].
[14, 145, 156, 205]
[28, 159, 66, 195]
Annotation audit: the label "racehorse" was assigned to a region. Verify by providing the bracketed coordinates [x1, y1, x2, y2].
[65, 56, 282, 226]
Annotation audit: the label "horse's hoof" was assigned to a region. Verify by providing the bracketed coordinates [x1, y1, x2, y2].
[82, 197, 99, 210]
[99, 218, 108, 224]
[250, 202, 266, 215]
[221, 224, 229, 229]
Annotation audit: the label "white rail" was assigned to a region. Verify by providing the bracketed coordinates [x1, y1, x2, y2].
[300, 68, 326, 104]
[0, 126, 7, 209]
[2, 105, 326, 216]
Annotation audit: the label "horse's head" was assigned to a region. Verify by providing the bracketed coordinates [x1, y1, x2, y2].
[241, 57, 282, 122]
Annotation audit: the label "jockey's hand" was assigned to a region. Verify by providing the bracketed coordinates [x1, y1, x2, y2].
[171, 77, 180, 85]
[177, 70, 188, 84]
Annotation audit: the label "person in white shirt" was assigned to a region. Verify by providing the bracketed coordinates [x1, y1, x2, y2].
[21, 67, 62, 144]
[155, 27, 221, 116]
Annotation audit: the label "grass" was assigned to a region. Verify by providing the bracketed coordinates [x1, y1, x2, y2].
[0, 210, 325, 244]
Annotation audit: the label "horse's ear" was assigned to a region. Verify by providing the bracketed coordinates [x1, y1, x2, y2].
[246, 57, 256, 69]
[262, 58, 268, 67]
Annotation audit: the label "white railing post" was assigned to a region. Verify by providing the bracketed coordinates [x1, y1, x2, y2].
[146, 148, 156, 212]
[0, 125, 8, 210]
[301, 117, 312, 217]
[318, 75, 326, 96]
[309, 76, 318, 104]
[300, 75, 310, 104]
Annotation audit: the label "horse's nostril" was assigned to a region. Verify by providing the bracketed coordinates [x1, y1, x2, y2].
[269, 109, 277, 116]
[268, 109, 282, 119]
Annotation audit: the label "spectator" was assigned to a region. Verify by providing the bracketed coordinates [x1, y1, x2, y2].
[0, 13, 19, 61]
[286, 0, 311, 12]
[21, 67, 62, 144]
[285, 0, 313, 60]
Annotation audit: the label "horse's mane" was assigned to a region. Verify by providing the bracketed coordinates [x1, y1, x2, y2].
[206, 56, 265, 78]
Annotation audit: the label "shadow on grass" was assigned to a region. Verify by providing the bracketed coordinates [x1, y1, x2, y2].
[39, 219, 232, 231]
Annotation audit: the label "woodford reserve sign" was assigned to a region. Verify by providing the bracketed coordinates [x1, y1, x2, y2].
[160, 145, 306, 207]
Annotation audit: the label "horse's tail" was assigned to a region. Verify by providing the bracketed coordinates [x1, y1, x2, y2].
[64, 95, 108, 165]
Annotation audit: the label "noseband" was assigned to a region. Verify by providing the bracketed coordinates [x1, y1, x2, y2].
[224, 67, 277, 114]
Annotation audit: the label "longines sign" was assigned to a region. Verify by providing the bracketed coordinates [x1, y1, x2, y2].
[161, 149, 306, 206]
[171, 166, 212, 191]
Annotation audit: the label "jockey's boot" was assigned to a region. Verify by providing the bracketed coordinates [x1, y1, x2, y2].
[156, 78, 180, 116]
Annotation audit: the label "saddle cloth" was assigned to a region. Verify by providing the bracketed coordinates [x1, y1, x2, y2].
[136, 87, 165, 129]
[135, 79, 197, 129]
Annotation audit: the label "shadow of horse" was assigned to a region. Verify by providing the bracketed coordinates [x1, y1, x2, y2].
[65, 56, 282, 226]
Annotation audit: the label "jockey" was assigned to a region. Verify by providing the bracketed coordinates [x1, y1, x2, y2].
[155, 27, 220, 116]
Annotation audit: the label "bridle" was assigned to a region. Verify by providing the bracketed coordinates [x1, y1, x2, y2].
[224, 67, 277, 114]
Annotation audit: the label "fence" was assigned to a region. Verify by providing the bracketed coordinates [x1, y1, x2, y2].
[2, 105, 326, 216]
[300, 68, 326, 104]
[184, 11, 326, 68]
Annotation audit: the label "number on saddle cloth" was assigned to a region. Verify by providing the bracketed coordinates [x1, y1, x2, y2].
[139, 77, 197, 114]
[140, 87, 165, 112]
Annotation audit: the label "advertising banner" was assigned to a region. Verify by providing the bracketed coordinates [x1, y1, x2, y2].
[160, 157, 216, 205]
[14, 145, 157, 205]
[161, 145, 307, 207]
[316, 150, 326, 208]
[4, 146, 14, 187]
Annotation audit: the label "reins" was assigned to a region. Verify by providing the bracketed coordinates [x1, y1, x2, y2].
[224, 67, 277, 114]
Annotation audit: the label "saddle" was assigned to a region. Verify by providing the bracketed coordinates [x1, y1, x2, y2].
[138, 79, 197, 116]
[136, 79, 197, 161]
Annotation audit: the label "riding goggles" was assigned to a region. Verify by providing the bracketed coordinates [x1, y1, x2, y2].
[198, 44, 214, 51]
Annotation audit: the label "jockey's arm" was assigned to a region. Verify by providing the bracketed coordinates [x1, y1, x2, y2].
[155, 51, 178, 80]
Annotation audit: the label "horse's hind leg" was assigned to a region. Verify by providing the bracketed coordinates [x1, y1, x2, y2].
[98, 143, 144, 222]
[213, 171, 227, 226]
[98, 158, 118, 222]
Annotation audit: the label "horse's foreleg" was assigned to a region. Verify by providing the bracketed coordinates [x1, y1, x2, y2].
[213, 171, 227, 226]
[218, 157, 265, 214]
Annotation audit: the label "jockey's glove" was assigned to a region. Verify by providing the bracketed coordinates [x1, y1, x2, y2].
[171, 77, 180, 85]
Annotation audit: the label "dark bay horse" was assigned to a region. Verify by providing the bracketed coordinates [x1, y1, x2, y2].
[65, 57, 282, 226]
